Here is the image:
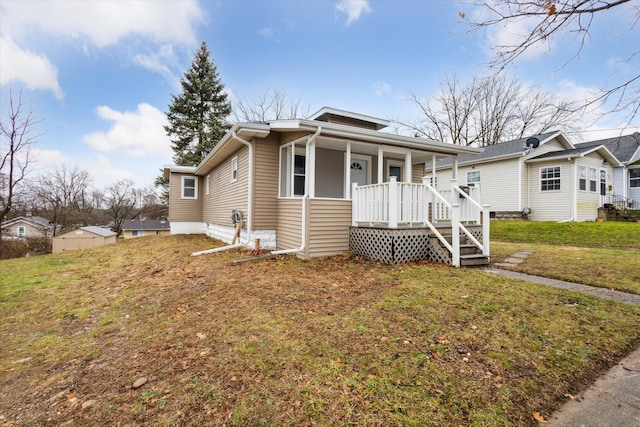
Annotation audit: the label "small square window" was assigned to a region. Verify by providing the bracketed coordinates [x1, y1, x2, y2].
[231, 157, 238, 182]
[467, 170, 480, 186]
[540, 166, 561, 191]
[17, 226, 25, 237]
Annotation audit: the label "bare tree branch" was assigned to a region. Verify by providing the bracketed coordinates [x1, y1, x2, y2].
[233, 87, 310, 122]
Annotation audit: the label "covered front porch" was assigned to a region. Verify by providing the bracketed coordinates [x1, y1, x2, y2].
[276, 127, 489, 266]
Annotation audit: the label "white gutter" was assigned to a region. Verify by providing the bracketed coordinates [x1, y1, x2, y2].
[272, 126, 322, 256]
[232, 131, 254, 245]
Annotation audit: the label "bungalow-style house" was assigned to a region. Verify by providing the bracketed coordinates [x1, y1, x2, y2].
[121, 219, 171, 238]
[429, 131, 621, 222]
[0, 215, 54, 239]
[52, 226, 117, 254]
[576, 132, 640, 209]
[164, 107, 489, 266]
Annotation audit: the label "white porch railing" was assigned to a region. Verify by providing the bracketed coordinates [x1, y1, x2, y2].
[351, 177, 490, 267]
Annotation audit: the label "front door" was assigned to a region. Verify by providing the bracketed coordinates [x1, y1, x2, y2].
[351, 158, 368, 187]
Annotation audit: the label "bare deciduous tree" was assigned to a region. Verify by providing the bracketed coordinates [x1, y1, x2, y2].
[105, 179, 145, 236]
[464, 0, 640, 122]
[403, 73, 580, 146]
[1, 87, 42, 236]
[233, 87, 310, 122]
[29, 165, 94, 235]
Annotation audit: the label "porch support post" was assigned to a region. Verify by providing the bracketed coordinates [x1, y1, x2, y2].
[388, 176, 398, 228]
[452, 156, 458, 180]
[351, 182, 359, 226]
[377, 146, 384, 184]
[422, 176, 430, 225]
[345, 142, 351, 198]
[290, 142, 296, 196]
[308, 136, 316, 198]
[482, 204, 490, 256]
[405, 151, 411, 182]
[431, 154, 437, 189]
[451, 203, 460, 267]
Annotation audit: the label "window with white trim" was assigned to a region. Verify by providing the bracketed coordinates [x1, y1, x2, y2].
[205, 174, 210, 195]
[280, 145, 306, 197]
[17, 226, 25, 237]
[578, 166, 587, 191]
[231, 156, 238, 182]
[630, 169, 640, 188]
[589, 167, 597, 192]
[467, 170, 480, 186]
[181, 176, 197, 199]
[540, 166, 561, 191]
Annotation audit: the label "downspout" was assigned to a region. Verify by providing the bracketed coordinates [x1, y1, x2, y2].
[560, 158, 576, 222]
[272, 126, 322, 256]
[232, 131, 254, 244]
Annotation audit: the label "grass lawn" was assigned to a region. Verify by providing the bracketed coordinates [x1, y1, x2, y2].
[1, 235, 639, 426]
[490, 221, 640, 295]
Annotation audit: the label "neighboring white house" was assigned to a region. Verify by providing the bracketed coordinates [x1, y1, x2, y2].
[121, 219, 171, 239]
[576, 132, 640, 209]
[426, 131, 621, 222]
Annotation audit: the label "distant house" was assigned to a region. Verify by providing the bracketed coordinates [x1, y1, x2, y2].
[121, 219, 171, 239]
[428, 131, 621, 222]
[164, 107, 490, 266]
[576, 133, 640, 208]
[1, 216, 54, 239]
[52, 226, 117, 254]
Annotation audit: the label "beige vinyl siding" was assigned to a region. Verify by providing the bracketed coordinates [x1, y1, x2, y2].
[168, 172, 202, 222]
[276, 199, 302, 250]
[412, 163, 426, 183]
[254, 135, 280, 230]
[527, 161, 573, 221]
[4, 221, 49, 238]
[575, 153, 608, 221]
[204, 147, 249, 228]
[526, 138, 566, 157]
[307, 199, 352, 258]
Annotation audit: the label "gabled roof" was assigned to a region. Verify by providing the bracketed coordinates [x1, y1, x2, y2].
[430, 131, 567, 169]
[575, 132, 640, 165]
[526, 145, 622, 166]
[166, 107, 484, 178]
[308, 107, 390, 130]
[80, 226, 117, 237]
[122, 219, 171, 231]
[1, 215, 53, 230]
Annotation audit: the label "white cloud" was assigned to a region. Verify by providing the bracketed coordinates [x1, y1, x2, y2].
[485, 18, 550, 61]
[335, 0, 372, 26]
[258, 27, 276, 39]
[1, 0, 204, 48]
[0, 36, 64, 99]
[372, 81, 391, 96]
[132, 44, 181, 88]
[83, 103, 172, 158]
[84, 154, 139, 189]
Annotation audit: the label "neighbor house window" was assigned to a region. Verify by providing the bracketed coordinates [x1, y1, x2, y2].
[589, 167, 597, 192]
[132, 230, 144, 237]
[17, 226, 25, 237]
[231, 156, 238, 182]
[578, 166, 587, 191]
[181, 176, 197, 199]
[630, 169, 640, 188]
[467, 171, 480, 186]
[540, 166, 561, 191]
[155, 230, 162, 235]
[205, 174, 210, 195]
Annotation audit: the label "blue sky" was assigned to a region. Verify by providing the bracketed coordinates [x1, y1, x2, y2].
[1, 0, 638, 189]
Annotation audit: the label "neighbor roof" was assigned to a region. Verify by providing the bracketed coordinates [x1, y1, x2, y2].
[575, 132, 640, 164]
[122, 219, 171, 231]
[80, 226, 117, 237]
[1, 215, 53, 229]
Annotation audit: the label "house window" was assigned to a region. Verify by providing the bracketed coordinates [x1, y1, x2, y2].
[181, 176, 197, 199]
[231, 156, 238, 182]
[540, 166, 561, 191]
[630, 169, 640, 188]
[467, 171, 480, 186]
[132, 230, 145, 237]
[589, 167, 597, 192]
[205, 174, 210, 195]
[155, 230, 162, 235]
[386, 160, 404, 181]
[280, 145, 306, 197]
[578, 166, 587, 191]
[17, 226, 25, 237]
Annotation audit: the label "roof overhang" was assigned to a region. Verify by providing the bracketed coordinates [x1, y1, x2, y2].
[308, 106, 390, 130]
[525, 145, 622, 166]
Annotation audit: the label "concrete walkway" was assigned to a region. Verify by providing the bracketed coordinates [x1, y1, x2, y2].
[485, 251, 640, 426]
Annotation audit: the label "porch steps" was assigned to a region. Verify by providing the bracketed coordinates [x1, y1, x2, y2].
[437, 229, 490, 267]
[460, 254, 490, 267]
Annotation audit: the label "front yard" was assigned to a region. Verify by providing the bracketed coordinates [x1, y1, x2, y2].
[0, 225, 639, 426]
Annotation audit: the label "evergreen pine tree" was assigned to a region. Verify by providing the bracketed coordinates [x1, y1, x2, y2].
[165, 41, 232, 166]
